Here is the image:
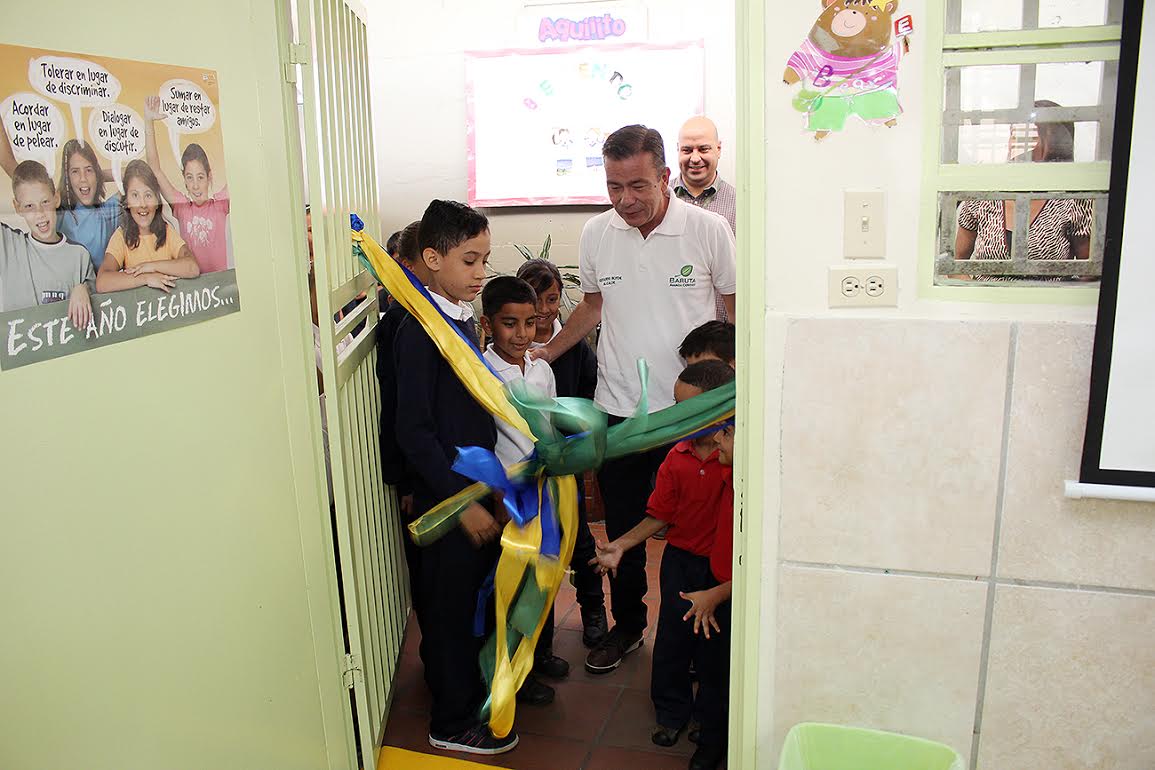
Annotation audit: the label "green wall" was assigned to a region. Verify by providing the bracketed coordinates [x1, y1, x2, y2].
[0, 3, 351, 768]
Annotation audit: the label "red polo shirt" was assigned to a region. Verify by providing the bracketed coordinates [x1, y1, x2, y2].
[710, 467, 735, 582]
[647, 440, 729, 556]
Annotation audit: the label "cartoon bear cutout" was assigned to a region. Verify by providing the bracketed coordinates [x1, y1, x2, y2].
[784, 0, 906, 140]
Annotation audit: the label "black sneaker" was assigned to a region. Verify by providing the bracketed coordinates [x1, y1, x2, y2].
[428, 723, 519, 755]
[516, 673, 555, 706]
[584, 626, 644, 674]
[581, 605, 608, 648]
[534, 650, 571, 680]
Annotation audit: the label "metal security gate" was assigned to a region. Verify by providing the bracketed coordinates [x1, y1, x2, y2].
[285, 1, 410, 766]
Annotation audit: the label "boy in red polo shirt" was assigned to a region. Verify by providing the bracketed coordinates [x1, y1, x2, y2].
[592, 360, 735, 770]
[679, 419, 735, 770]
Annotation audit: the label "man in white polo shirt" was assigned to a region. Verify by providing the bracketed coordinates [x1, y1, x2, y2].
[533, 124, 736, 675]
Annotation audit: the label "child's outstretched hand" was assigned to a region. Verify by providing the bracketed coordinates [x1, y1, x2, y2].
[460, 502, 501, 547]
[589, 540, 623, 577]
[144, 95, 167, 122]
[680, 586, 725, 639]
[67, 284, 92, 331]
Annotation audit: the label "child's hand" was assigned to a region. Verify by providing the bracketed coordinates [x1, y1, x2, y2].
[680, 586, 726, 639]
[460, 503, 500, 547]
[128, 261, 159, 276]
[492, 492, 512, 525]
[142, 273, 177, 293]
[144, 96, 167, 122]
[589, 540, 623, 577]
[67, 284, 92, 331]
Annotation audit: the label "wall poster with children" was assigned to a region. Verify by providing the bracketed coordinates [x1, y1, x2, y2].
[0, 44, 238, 371]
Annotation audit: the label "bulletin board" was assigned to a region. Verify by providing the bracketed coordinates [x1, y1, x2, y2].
[466, 41, 704, 207]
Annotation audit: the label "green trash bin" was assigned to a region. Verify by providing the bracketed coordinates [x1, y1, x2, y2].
[778, 723, 965, 770]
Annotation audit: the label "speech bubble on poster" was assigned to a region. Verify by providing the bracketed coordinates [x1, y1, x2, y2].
[157, 79, 217, 169]
[1, 92, 66, 172]
[27, 55, 120, 145]
[88, 104, 145, 191]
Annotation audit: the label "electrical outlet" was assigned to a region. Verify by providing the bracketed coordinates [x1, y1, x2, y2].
[828, 265, 898, 307]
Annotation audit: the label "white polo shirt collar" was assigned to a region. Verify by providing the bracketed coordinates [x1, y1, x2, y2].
[608, 193, 689, 237]
[428, 289, 474, 321]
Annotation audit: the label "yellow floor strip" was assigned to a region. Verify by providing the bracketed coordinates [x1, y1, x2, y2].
[377, 746, 508, 769]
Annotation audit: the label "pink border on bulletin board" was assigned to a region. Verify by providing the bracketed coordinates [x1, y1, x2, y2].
[465, 40, 705, 208]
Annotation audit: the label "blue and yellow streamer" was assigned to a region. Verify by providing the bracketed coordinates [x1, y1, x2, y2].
[356, 223, 734, 738]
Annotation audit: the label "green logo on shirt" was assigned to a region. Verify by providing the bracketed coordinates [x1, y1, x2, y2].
[670, 264, 698, 288]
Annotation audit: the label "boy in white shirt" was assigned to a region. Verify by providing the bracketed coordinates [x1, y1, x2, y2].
[479, 275, 562, 707]
[480, 276, 558, 466]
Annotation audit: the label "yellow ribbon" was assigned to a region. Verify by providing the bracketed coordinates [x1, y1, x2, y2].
[358, 229, 576, 738]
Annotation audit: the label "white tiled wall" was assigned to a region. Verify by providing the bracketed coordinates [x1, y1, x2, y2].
[780, 319, 1009, 576]
[999, 323, 1155, 590]
[771, 317, 1155, 769]
[775, 566, 986, 763]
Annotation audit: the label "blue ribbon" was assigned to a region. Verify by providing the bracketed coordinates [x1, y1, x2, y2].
[680, 417, 735, 444]
[473, 565, 497, 637]
[451, 446, 561, 559]
[350, 213, 365, 232]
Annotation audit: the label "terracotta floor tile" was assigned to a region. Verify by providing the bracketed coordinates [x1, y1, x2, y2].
[513, 680, 620, 742]
[616, 637, 654, 692]
[381, 708, 431, 755]
[599, 688, 694, 756]
[389, 656, 431, 715]
[584, 746, 693, 770]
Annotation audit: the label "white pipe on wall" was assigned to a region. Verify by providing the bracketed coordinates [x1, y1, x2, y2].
[1064, 480, 1155, 503]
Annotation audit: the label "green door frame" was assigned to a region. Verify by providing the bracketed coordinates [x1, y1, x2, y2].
[731, 0, 773, 767]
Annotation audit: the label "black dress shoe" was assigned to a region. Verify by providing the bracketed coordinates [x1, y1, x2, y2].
[534, 650, 571, 680]
[651, 724, 683, 747]
[515, 674, 555, 706]
[688, 744, 726, 770]
[581, 605, 608, 648]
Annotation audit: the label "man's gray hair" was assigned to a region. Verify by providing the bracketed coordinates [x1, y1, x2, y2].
[602, 124, 666, 172]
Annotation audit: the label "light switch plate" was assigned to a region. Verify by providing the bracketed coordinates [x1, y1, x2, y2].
[844, 190, 886, 258]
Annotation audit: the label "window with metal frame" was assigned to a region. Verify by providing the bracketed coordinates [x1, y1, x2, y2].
[929, 0, 1124, 286]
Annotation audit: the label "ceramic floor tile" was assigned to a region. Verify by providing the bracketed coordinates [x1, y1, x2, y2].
[599, 687, 694, 756]
[584, 745, 698, 769]
[514, 680, 620, 741]
[389, 658, 431, 715]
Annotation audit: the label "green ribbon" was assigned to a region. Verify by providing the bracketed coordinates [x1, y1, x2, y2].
[407, 361, 736, 547]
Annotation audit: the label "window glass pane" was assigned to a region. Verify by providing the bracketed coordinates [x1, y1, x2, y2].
[955, 0, 1109, 32]
[954, 121, 1102, 164]
[959, 0, 1024, 33]
[937, 192, 1105, 284]
[1039, 0, 1108, 28]
[1036, 61, 1104, 106]
[958, 65, 1020, 111]
[943, 63, 1115, 163]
